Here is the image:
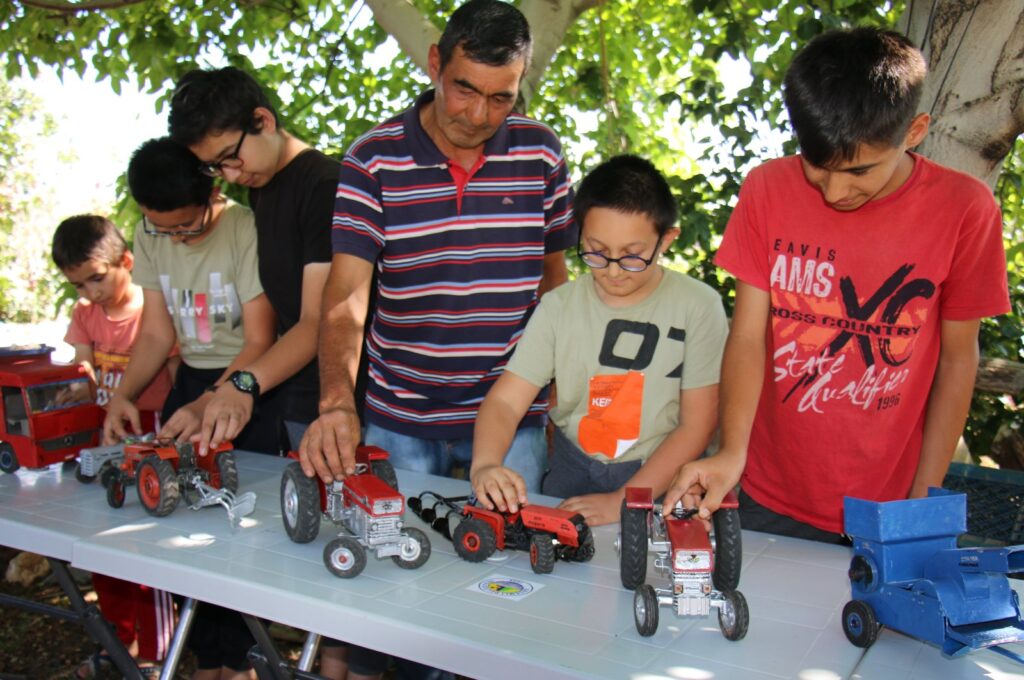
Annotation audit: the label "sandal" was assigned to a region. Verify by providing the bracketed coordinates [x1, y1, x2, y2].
[75, 651, 112, 679]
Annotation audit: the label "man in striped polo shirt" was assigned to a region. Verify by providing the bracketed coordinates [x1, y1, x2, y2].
[300, 0, 576, 494]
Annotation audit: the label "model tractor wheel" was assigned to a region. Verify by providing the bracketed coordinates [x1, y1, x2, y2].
[634, 584, 659, 637]
[280, 462, 322, 543]
[99, 463, 117, 489]
[718, 590, 750, 641]
[371, 459, 399, 491]
[842, 600, 879, 648]
[216, 451, 239, 492]
[712, 505, 743, 592]
[619, 500, 648, 589]
[74, 462, 95, 483]
[324, 536, 367, 578]
[452, 517, 497, 562]
[137, 456, 180, 517]
[106, 472, 126, 508]
[393, 527, 431, 570]
[0, 443, 19, 474]
[529, 533, 556, 574]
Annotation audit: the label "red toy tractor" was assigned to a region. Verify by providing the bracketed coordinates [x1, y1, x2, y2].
[104, 438, 252, 522]
[279, 446, 430, 578]
[0, 345, 103, 474]
[618, 487, 748, 639]
[409, 492, 594, 574]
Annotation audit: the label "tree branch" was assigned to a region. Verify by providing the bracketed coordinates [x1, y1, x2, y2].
[17, 0, 149, 12]
[364, 0, 439, 75]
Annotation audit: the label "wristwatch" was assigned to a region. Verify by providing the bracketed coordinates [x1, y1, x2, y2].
[228, 370, 260, 400]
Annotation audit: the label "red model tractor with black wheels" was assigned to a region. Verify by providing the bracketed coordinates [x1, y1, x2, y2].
[279, 445, 430, 578]
[449, 503, 594, 574]
[104, 438, 239, 517]
[617, 487, 748, 639]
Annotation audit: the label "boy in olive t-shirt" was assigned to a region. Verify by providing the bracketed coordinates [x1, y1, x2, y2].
[471, 155, 728, 526]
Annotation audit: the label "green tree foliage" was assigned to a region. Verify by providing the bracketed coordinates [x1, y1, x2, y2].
[2, 0, 1020, 455]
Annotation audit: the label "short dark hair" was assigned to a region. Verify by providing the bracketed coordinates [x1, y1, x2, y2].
[127, 137, 214, 212]
[167, 67, 277, 146]
[574, 155, 678, 236]
[52, 215, 128, 271]
[438, 0, 532, 71]
[783, 27, 927, 167]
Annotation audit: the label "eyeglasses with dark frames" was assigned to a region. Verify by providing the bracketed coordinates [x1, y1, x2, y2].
[577, 235, 664, 273]
[142, 203, 211, 238]
[198, 129, 247, 177]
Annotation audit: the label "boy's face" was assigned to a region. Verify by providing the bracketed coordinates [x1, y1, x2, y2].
[580, 207, 678, 307]
[140, 203, 210, 246]
[188, 107, 279, 189]
[800, 113, 930, 212]
[62, 255, 133, 311]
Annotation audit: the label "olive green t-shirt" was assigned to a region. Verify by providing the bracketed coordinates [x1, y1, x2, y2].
[506, 269, 728, 463]
[132, 201, 264, 369]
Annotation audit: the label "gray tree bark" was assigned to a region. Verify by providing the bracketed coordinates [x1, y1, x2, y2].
[899, 0, 1024, 188]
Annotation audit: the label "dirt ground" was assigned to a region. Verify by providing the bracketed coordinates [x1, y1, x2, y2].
[0, 546, 306, 679]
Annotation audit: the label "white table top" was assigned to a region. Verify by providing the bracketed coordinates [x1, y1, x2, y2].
[3, 453, 1022, 679]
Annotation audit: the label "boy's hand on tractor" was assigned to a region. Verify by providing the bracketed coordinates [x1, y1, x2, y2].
[198, 384, 252, 456]
[103, 393, 141, 445]
[559, 491, 621, 527]
[663, 452, 744, 520]
[470, 465, 527, 513]
[161, 398, 206, 443]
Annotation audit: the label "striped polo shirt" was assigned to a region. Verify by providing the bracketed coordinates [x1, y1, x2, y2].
[332, 89, 576, 439]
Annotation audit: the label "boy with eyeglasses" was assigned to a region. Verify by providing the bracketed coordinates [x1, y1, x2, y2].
[167, 66, 342, 459]
[470, 155, 728, 526]
[104, 137, 279, 457]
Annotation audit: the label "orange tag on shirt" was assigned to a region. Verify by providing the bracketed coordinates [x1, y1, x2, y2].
[577, 371, 644, 459]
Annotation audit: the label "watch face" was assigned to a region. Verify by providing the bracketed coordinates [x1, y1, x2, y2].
[232, 371, 257, 393]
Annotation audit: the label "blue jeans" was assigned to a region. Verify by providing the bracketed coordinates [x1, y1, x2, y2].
[364, 422, 547, 492]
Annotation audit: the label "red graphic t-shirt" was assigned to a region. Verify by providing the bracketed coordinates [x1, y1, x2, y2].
[717, 153, 1010, 533]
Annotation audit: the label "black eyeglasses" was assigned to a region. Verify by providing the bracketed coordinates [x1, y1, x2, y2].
[577, 235, 664, 272]
[198, 129, 247, 177]
[142, 204, 211, 238]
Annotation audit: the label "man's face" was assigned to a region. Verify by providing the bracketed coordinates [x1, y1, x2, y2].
[800, 138, 919, 212]
[429, 45, 525, 152]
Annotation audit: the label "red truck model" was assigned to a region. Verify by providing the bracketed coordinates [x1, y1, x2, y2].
[0, 345, 102, 474]
[617, 487, 748, 639]
[279, 446, 430, 578]
[101, 437, 253, 523]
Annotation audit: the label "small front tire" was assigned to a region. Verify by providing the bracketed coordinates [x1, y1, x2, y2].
[529, 533, 555, 574]
[106, 473, 126, 509]
[0, 443, 19, 474]
[392, 527, 431, 570]
[324, 536, 367, 579]
[842, 600, 879, 648]
[634, 584, 659, 637]
[719, 590, 749, 641]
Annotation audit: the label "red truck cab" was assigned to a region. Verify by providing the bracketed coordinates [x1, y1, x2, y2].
[0, 345, 103, 474]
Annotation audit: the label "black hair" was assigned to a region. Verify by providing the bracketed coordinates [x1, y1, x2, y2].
[167, 67, 277, 146]
[438, 0, 532, 71]
[52, 215, 128, 271]
[783, 27, 927, 167]
[127, 137, 214, 212]
[574, 155, 678, 236]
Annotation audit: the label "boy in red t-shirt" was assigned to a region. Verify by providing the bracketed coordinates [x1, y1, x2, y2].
[52, 215, 176, 677]
[664, 28, 1010, 542]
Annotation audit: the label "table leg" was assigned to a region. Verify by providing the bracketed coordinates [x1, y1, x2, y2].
[243, 615, 329, 680]
[298, 632, 321, 672]
[159, 597, 198, 680]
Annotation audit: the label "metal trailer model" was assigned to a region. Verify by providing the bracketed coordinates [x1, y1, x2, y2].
[102, 437, 255, 524]
[0, 345, 103, 474]
[279, 445, 431, 578]
[842, 489, 1024, 663]
[617, 487, 748, 639]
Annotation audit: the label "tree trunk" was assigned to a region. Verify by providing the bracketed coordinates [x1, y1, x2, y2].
[899, 0, 1024, 188]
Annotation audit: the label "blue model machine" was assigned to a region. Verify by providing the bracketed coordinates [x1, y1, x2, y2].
[842, 489, 1024, 662]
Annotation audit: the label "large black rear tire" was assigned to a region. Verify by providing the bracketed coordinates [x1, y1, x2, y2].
[216, 451, 239, 493]
[712, 505, 742, 592]
[137, 456, 180, 517]
[280, 462, 321, 543]
[619, 500, 648, 590]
